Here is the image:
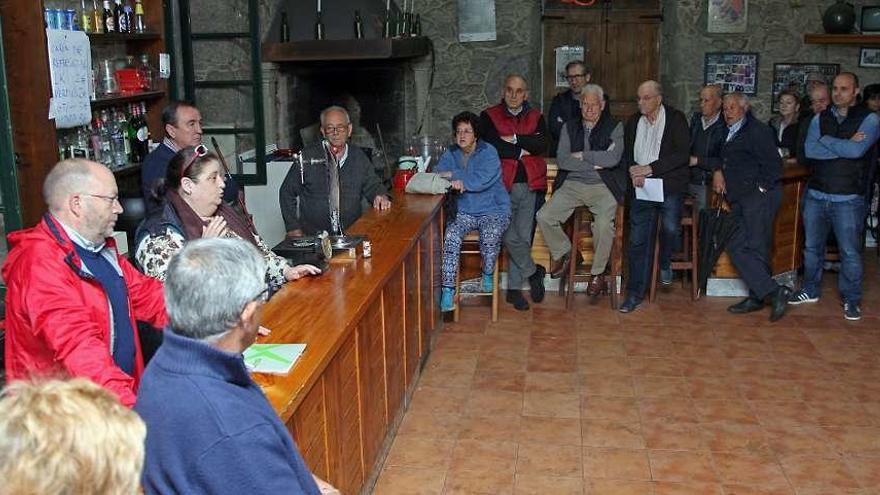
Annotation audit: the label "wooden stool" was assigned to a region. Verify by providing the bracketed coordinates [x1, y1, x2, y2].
[559, 204, 626, 310]
[649, 196, 699, 302]
[453, 231, 501, 322]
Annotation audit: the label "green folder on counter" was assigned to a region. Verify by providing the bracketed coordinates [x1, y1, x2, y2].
[243, 343, 307, 375]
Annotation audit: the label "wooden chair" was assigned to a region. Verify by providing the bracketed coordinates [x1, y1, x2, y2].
[559, 204, 626, 310]
[649, 195, 699, 302]
[453, 231, 501, 322]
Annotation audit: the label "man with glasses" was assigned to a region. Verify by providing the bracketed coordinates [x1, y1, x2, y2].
[479, 74, 548, 311]
[136, 238, 337, 494]
[280, 105, 390, 237]
[549, 60, 592, 145]
[3, 159, 167, 406]
[141, 100, 241, 213]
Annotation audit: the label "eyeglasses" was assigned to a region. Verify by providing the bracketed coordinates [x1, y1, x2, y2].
[455, 129, 474, 136]
[322, 124, 348, 135]
[566, 73, 587, 80]
[83, 193, 120, 205]
[180, 144, 209, 180]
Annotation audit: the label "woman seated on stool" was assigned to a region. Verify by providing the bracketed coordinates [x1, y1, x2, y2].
[435, 111, 511, 312]
[135, 145, 321, 286]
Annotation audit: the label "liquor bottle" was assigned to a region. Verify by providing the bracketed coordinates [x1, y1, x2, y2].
[280, 11, 290, 42]
[134, 0, 146, 33]
[383, 9, 393, 38]
[130, 104, 149, 162]
[123, 2, 134, 34]
[354, 10, 364, 39]
[137, 53, 155, 91]
[315, 11, 325, 40]
[90, 118, 104, 163]
[114, 0, 129, 33]
[117, 109, 131, 161]
[92, 0, 104, 33]
[97, 112, 114, 167]
[102, 0, 115, 33]
[80, 0, 93, 32]
[413, 13, 421, 36]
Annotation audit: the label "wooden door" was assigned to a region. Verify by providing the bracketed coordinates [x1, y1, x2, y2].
[542, 1, 661, 122]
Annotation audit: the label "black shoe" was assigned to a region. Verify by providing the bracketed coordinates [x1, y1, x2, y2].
[769, 286, 792, 322]
[618, 295, 642, 313]
[506, 290, 530, 311]
[528, 265, 546, 303]
[727, 297, 765, 314]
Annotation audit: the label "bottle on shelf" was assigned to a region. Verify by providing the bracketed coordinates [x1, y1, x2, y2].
[354, 10, 364, 39]
[315, 11, 325, 40]
[123, 2, 134, 34]
[114, 0, 129, 33]
[92, 0, 104, 33]
[413, 13, 421, 36]
[102, 0, 115, 33]
[134, 0, 147, 33]
[137, 53, 155, 91]
[116, 109, 131, 162]
[95, 112, 114, 168]
[90, 118, 104, 163]
[128, 103, 150, 163]
[80, 0, 93, 32]
[383, 9, 393, 38]
[280, 11, 290, 42]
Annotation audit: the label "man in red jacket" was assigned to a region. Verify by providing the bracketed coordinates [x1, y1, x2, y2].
[3, 159, 167, 407]
[479, 74, 549, 311]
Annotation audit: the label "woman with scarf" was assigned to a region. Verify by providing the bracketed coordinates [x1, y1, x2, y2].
[135, 145, 320, 286]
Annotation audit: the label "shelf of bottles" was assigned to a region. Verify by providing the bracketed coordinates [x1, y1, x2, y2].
[44, 0, 149, 34]
[57, 102, 152, 173]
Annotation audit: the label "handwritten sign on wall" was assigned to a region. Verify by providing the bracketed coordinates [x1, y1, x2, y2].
[46, 29, 92, 129]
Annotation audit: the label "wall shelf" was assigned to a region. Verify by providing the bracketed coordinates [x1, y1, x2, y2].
[262, 37, 429, 63]
[87, 32, 161, 43]
[91, 90, 164, 109]
[804, 33, 880, 45]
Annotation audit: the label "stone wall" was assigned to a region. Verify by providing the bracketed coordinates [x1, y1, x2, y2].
[662, 0, 880, 120]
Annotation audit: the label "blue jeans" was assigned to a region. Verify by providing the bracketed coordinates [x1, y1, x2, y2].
[802, 194, 865, 305]
[625, 193, 684, 300]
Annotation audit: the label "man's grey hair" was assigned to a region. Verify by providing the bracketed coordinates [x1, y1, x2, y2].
[724, 92, 750, 109]
[504, 74, 528, 90]
[640, 80, 663, 96]
[165, 238, 267, 341]
[42, 159, 96, 213]
[320, 105, 351, 126]
[580, 84, 605, 102]
[701, 84, 723, 99]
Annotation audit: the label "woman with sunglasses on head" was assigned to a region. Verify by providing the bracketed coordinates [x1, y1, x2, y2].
[135, 145, 321, 286]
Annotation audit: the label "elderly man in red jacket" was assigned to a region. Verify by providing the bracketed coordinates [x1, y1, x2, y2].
[479, 74, 549, 311]
[3, 159, 167, 407]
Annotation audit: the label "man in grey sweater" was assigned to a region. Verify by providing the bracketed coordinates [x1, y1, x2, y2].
[536, 85, 625, 295]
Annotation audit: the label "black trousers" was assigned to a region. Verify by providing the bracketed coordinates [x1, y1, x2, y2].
[725, 188, 782, 300]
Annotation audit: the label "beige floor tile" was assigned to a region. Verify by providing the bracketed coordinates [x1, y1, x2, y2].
[442, 468, 514, 495]
[457, 415, 522, 443]
[648, 450, 718, 483]
[448, 439, 517, 476]
[519, 415, 582, 445]
[471, 370, 526, 393]
[638, 397, 699, 424]
[584, 478, 656, 494]
[711, 453, 790, 489]
[582, 447, 651, 480]
[582, 374, 635, 397]
[384, 435, 456, 469]
[513, 474, 583, 495]
[652, 481, 723, 495]
[516, 442, 583, 478]
[779, 455, 861, 493]
[463, 389, 523, 418]
[398, 411, 465, 439]
[582, 419, 645, 449]
[523, 390, 581, 418]
[524, 371, 580, 392]
[373, 465, 447, 495]
[581, 396, 640, 422]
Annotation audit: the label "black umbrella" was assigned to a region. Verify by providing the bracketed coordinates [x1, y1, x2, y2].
[698, 202, 741, 292]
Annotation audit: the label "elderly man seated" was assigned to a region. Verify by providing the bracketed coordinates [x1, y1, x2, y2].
[536, 84, 626, 295]
[135, 238, 336, 494]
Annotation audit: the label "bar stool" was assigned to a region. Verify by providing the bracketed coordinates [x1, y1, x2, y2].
[649, 195, 699, 301]
[453, 231, 501, 322]
[559, 204, 626, 310]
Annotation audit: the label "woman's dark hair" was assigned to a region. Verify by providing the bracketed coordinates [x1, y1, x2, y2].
[863, 84, 880, 102]
[451, 111, 481, 140]
[152, 146, 221, 200]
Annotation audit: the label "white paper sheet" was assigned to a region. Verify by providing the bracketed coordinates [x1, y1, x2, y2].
[635, 178, 664, 202]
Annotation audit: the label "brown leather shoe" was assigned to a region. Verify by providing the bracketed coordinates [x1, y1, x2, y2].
[549, 252, 571, 279]
[587, 274, 606, 296]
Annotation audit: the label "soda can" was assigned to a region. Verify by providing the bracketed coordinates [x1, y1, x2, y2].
[55, 9, 68, 30]
[45, 8, 60, 29]
[64, 9, 77, 30]
[362, 240, 372, 258]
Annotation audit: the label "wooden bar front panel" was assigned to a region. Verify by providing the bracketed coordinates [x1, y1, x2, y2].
[403, 251, 420, 386]
[382, 268, 406, 423]
[323, 333, 364, 494]
[357, 300, 387, 474]
[289, 381, 329, 480]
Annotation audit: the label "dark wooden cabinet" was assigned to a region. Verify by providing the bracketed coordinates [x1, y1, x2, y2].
[0, 0, 168, 226]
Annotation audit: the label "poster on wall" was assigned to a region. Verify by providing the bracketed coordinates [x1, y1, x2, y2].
[458, 0, 496, 42]
[555, 46, 585, 87]
[708, 0, 748, 33]
[46, 29, 92, 129]
[703, 52, 759, 95]
[771, 63, 839, 111]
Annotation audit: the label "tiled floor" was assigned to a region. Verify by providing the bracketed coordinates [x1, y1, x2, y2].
[372, 260, 880, 495]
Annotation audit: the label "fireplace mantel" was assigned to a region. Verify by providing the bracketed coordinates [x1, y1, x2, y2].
[262, 37, 429, 63]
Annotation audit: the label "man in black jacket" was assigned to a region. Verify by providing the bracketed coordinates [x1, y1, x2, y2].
[548, 60, 591, 145]
[619, 81, 690, 313]
[280, 106, 390, 236]
[712, 93, 792, 322]
[689, 84, 726, 210]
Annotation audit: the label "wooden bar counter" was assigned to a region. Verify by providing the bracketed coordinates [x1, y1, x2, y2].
[254, 192, 443, 495]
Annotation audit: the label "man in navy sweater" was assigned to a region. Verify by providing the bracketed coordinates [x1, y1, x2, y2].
[135, 238, 336, 494]
[141, 101, 240, 213]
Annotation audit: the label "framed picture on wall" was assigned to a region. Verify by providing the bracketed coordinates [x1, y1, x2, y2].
[771, 63, 839, 111]
[859, 47, 880, 68]
[703, 52, 759, 95]
[708, 0, 748, 33]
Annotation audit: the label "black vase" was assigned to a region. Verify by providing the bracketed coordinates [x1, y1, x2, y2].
[823, 1, 856, 34]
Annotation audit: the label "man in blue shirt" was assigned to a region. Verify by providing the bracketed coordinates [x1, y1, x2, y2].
[794, 72, 880, 321]
[135, 238, 336, 494]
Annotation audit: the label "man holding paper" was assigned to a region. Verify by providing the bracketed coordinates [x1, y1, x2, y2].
[713, 94, 790, 321]
[619, 81, 690, 313]
[135, 238, 337, 494]
[537, 84, 626, 295]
